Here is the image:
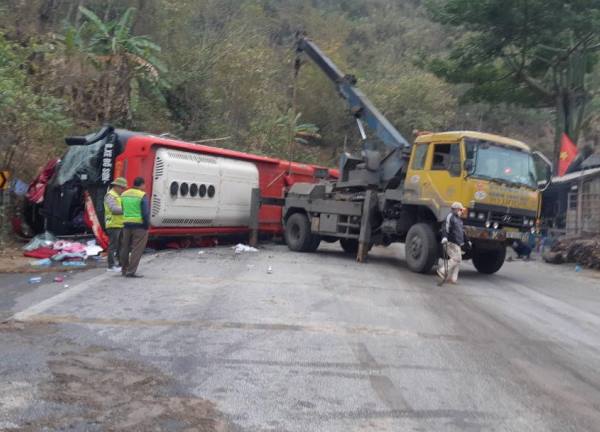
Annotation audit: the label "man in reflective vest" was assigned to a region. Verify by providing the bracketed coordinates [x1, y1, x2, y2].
[119, 176, 150, 277]
[104, 177, 127, 272]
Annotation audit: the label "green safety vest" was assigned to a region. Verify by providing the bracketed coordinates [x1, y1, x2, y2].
[121, 188, 146, 224]
[104, 188, 124, 229]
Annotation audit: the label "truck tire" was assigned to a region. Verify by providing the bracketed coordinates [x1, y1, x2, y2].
[340, 238, 359, 254]
[472, 245, 506, 274]
[285, 213, 317, 252]
[405, 223, 438, 273]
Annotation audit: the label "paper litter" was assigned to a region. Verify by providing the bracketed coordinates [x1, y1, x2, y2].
[233, 244, 258, 254]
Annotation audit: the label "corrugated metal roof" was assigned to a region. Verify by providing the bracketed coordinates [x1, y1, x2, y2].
[551, 167, 600, 184]
[582, 153, 600, 169]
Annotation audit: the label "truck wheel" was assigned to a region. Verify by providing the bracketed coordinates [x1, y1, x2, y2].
[472, 246, 506, 274]
[405, 223, 437, 273]
[285, 213, 316, 252]
[340, 238, 359, 254]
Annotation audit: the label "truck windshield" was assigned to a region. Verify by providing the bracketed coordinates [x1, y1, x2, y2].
[465, 139, 537, 188]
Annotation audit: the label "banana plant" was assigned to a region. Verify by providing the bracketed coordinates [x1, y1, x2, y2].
[276, 110, 321, 145]
[58, 6, 167, 124]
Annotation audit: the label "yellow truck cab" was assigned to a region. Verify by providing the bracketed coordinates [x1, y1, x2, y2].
[403, 131, 545, 273]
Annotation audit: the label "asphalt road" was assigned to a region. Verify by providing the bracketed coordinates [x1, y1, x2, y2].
[1, 243, 600, 431]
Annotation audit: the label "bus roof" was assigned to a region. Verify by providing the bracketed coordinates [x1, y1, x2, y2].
[415, 131, 531, 152]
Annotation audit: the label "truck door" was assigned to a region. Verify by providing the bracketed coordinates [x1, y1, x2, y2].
[423, 142, 463, 213]
[403, 142, 430, 203]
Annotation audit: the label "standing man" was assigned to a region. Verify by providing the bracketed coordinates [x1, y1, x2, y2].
[104, 177, 127, 272]
[120, 176, 149, 278]
[438, 202, 470, 284]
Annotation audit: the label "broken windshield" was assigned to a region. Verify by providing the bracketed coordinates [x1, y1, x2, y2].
[465, 139, 537, 189]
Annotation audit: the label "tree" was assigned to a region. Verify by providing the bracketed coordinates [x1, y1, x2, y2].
[61, 6, 166, 125]
[0, 34, 71, 174]
[428, 0, 600, 171]
[365, 67, 457, 139]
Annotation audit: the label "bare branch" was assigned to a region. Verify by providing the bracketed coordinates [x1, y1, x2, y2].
[503, 52, 553, 97]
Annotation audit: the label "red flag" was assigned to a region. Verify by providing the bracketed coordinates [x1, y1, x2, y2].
[558, 133, 578, 176]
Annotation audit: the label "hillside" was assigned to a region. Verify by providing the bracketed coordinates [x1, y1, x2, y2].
[0, 0, 582, 179]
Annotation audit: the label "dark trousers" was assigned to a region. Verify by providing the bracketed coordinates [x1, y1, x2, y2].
[513, 243, 532, 259]
[106, 228, 122, 268]
[120, 227, 149, 276]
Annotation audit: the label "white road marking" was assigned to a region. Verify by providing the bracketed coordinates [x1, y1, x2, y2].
[11, 272, 112, 321]
[11, 254, 163, 322]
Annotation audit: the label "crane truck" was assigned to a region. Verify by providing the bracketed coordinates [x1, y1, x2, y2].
[282, 35, 552, 274]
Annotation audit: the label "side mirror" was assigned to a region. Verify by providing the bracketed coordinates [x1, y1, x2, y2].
[65, 136, 88, 146]
[64, 125, 115, 146]
[463, 159, 474, 173]
[532, 151, 552, 191]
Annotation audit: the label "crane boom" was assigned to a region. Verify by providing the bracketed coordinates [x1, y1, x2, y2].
[296, 36, 411, 153]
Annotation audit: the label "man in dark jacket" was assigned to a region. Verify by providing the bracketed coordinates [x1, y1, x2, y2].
[438, 201, 470, 284]
[119, 177, 149, 278]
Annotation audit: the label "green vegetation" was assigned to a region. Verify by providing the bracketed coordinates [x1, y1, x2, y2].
[0, 0, 598, 178]
[61, 6, 167, 125]
[429, 0, 600, 168]
[0, 34, 71, 177]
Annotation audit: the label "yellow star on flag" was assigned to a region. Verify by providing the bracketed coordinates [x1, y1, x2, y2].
[560, 151, 568, 160]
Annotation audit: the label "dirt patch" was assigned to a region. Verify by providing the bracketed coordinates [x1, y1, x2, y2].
[0, 243, 35, 273]
[3, 337, 233, 432]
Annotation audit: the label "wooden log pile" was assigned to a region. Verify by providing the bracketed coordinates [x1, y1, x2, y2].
[543, 236, 600, 269]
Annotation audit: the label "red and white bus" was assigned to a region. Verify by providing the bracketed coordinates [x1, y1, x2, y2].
[29, 126, 338, 243]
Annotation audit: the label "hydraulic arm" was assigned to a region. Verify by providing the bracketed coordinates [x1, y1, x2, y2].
[295, 35, 411, 188]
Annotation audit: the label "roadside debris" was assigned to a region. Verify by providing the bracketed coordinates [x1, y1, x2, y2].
[267, 265, 273, 274]
[22, 231, 102, 270]
[62, 261, 86, 267]
[24, 246, 59, 259]
[28, 276, 42, 284]
[30, 258, 52, 267]
[544, 236, 600, 269]
[52, 252, 86, 261]
[23, 231, 57, 251]
[233, 243, 258, 254]
[53, 275, 65, 283]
